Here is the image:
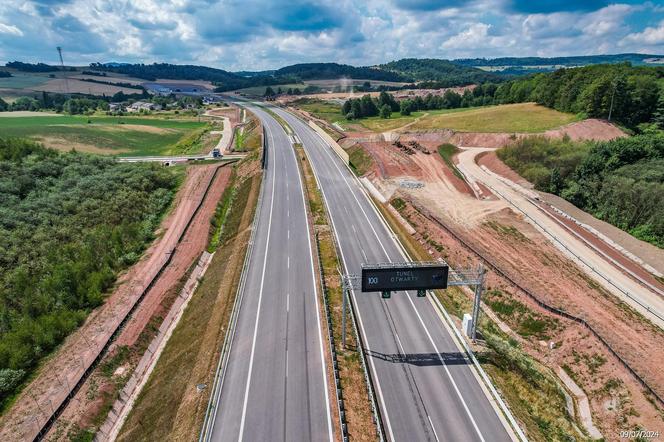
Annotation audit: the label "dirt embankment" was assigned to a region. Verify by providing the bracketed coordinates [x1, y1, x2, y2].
[117, 153, 262, 441]
[114, 165, 231, 348]
[206, 106, 241, 126]
[392, 118, 627, 148]
[0, 164, 230, 442]
[398, 200, 664, 439]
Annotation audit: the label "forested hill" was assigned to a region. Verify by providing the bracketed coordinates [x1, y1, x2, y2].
[494, 63, 664, 128]
[90, 62, 284, 91]
[273, 63, 408, 82]
[453, 53, 664, 68]
[377, 58, 502, 85]
[92, 60, 502, 89]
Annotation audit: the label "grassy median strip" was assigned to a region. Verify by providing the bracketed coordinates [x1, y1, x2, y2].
[374, 197, 581, 442]
[117, 155, 262, 441]
[295, 144, 377, 441]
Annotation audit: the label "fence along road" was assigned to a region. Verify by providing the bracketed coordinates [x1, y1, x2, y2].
[205, 102, 333, 442]
[272, 105, 515, 442]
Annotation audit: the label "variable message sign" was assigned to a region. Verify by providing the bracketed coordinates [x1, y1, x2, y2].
[361, 263, 449, 292]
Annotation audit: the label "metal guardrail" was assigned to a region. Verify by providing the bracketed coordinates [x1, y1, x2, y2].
[32, 163, 229, 441]
[198, 118, 268, 442]
[315, 232, 348, 441]
[298, 144, 385, 442]
[416, 204, 664, 408]
[290, 135, 346, 440]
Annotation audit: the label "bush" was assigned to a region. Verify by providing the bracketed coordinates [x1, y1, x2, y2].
[0, 369, 25, 395]
[498, 133, 664, 247]
[0, 138, 180, 406]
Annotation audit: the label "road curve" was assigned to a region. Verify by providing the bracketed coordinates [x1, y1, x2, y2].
[272, 106, 514, 442]
[206, 102, 334, 442]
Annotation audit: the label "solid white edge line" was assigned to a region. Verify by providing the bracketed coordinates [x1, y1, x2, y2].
[288, 133, 335, 442]
[237, 116, 277, 442]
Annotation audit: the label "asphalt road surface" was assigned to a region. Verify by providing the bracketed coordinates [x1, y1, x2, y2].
[208, 103, 334, 442]
[272, 106, 514, 442]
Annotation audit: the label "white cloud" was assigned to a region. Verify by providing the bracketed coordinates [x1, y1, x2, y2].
[0, 23, 23, 36]
[621, 20, 664, 45]
[441, 23, 491, 49]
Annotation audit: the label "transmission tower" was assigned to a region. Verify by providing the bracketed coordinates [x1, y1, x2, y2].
[56, 46, 70, 95]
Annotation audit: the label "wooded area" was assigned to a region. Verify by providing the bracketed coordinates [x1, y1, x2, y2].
[0, 139, 181, 408]
[498, 134, 664, 247]
[341, 64, 664, 129]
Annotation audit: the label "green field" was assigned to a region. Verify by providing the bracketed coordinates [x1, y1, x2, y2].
[0, 115, 209, 156]
[0, 73, 50, 90]
[408, 103, 580, 133]
[358, 108, 476, 132]
[292, 99, 342, 124]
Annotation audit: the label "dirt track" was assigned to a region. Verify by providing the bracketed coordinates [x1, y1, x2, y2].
[456, 147, 664, 328]
[0, 164, 229, 441]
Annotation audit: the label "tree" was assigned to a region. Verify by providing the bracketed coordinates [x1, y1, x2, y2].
[653, 94, 664, 129]
[350, 100, 362, 119]
[0, 97, 7, 112]
[380, 104, 391, 119]
[264, 86, 276, 97]
[442, 90, 461, 108]
[400, 99, 413, 116]
[360, 94, 378, 117]
[10, 97, 40, 111]
[112, 91, 127, 102]
[549, 167, 562, 194]
[341, 99, 352, 116]
[378, 91, 399, 111]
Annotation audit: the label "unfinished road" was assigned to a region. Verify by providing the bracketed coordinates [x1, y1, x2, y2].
[457, 147, 664, 329]
[204, 103, 334, 442]
[272, 106, 515, 442]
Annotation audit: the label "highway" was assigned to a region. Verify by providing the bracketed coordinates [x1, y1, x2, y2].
[272, 106, 515, 442]
[205, 103, 334, 442]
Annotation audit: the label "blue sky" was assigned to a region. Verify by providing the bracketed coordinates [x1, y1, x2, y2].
[0, 0, 663, 71]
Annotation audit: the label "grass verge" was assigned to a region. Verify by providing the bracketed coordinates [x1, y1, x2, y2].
[290, 98, 342, 125]
[348, 144, 374, 176]
[234, 115, 262, 152]
[437, 143, 463, 180]
[117, 156, 262, 440]
[295, 144, 377, 441]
